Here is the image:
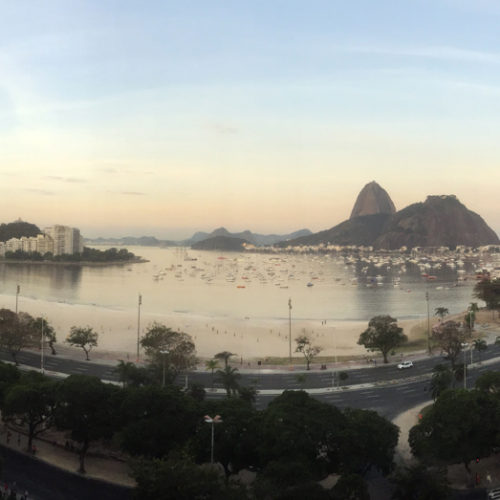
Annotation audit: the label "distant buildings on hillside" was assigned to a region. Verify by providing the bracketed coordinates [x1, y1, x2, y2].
[0, 225, 84, 257]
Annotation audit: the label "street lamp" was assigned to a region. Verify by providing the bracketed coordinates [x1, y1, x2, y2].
[288, 298, 292, 364]
[136, 293, 142, 363]
[425, 290, 431, 355]
[332, 327, 338, 387]
[204, 414, 223, 464]
[15, 284, 20, 314]
[41, 317, 45, 375]
[160, 349, 169, 387]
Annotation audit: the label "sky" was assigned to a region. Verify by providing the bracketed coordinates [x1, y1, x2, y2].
[1, 0, 499, 239]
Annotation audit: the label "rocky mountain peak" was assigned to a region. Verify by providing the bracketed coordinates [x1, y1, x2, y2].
[350, 181, 396, 219]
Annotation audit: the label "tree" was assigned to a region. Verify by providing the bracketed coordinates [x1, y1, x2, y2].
[473, 338, 487, 361]
[429, 364, 453, 400]
[214, 351, 235, 369]
[409, 389, 498, 473]
[340, 408, 399, 475]
[294, 335, 322, 370]
[215, 366, 241, 396]
[114, 360, 152, 387]
[431, 320, 466, 368]
[475, 370, 500, 393]
[131, 455, 246, 500]
[66, 326, 98, 361]
[0, 309, 38, 365]
[259, 391, 346, 477]
[55, 375, 117, 473]
[357, 315, 407, 364]
[0, 361, 21, 406]
[31, 317, 57, 355]
[118, 385, 198, 458]
[474, 278, 500, 313]
[434, 307, 449, 320]
[331, 473, 370, 500]
[3, 375, 57, 452]
[391, 464, 450, 500]
[205, 359, 220, 387]
[140, 323, 197, 383]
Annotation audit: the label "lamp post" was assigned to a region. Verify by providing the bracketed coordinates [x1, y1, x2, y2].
[15, 284, 20, 314]
[160, 349, 169, 387]
[41, 317, 45, 375]
[332, 327, 338, 387]
[288, 298, 292, 364]
[204, 414, 223, 464]
[425, 291, 431, 355]
[136, 293, 142, 363]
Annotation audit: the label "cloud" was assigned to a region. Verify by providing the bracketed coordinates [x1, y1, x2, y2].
[107, 191, 146, 196]
[210, 123, 239, 135]
[343, 45, 500, 65]
[23, 188, 55, 195]
[43, 176, 86, 183]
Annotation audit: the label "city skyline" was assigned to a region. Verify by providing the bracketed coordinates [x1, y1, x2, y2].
[1, 1, 499, 239]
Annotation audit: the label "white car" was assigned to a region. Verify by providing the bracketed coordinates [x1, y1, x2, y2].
[397, 361, 414, 370]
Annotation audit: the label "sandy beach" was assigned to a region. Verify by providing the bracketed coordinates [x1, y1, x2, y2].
[0, 293, 429, 361]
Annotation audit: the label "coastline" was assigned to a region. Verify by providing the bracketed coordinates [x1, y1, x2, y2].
[0, 293, 431, 361]
[0, 257, 148, 266]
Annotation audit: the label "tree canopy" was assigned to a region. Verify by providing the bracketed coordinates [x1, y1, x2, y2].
[474, 278, 500, 311]
[66, 326, 98, 360]
[431, 320, 466, 368]
[358, 315, 407, 363]
[294, 335, 322, 370]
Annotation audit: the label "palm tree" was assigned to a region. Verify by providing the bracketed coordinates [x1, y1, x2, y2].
[434, 307, 449, 321]
[473, 338, 487, 362]
[205, 359, 219, 387]
[214, 351, 235, 369]
[215, 366, 241, 396]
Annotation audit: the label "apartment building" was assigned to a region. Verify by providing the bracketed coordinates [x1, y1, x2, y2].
[0, 225, 84, 257]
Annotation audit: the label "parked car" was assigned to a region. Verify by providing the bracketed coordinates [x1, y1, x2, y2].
[397, 361, 413, 370]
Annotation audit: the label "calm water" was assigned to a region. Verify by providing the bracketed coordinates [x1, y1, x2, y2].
[0, 246, 482, 323]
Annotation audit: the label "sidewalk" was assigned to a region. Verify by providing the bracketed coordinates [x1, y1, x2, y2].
[0, 424, 135, 488]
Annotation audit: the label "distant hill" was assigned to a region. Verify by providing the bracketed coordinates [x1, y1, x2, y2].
[191, 236, 249, 251]
[281, 194, 499, 250]
[0, 221, 41, 242]
[185, 227, 311, 246]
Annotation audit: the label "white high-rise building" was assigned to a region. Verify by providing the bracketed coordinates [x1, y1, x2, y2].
[43, 225, 84, 256]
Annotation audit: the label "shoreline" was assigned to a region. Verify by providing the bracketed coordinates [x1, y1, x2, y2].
[0, 257, 148, 267]
[0, 293, 433, 361]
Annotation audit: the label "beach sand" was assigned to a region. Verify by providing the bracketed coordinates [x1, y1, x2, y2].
[1, 293, 430, 361]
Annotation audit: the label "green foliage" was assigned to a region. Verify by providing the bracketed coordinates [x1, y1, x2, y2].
[294, 335, 322, 370]
[474, 278, 500, 311]
[358, 315, 407, 363]
[55, 375, 118, 473]
[196, 397, 260, 474]
[113, 360, 153, 387]
[391, 464, 450, 500]
[259, 390, 346, 477]
[214, 352, 235, 368]
[117, 385, 198, 458]
[0, 309, 40, 364]
[131, 455, 245, 500]
[409, 389, 499, 470]
[430, 364, 453, 400]
[140, 323, 197, 382]
[434, 307, 449, 319]
[215, 366, 241, 397]
[473, 338, 487, 360]
[31, 316, 57, 355]
[0, 361, 21, 405]
[475, 370, 500, 393]
[340, 408, 399, 475]
[331, 473, 370, 500]
[3, 376, 57, 451]
[66, 326, 98, 360]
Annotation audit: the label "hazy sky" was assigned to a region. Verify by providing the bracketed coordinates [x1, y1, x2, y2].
[1, 1, 499, 239]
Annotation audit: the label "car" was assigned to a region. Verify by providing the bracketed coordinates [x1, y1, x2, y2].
[488, 488, 500, 499]
[397, 361, 413, 370]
